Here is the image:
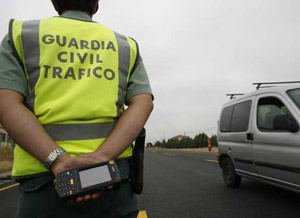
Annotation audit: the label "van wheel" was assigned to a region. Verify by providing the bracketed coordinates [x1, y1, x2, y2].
[222, 157, 241, 188]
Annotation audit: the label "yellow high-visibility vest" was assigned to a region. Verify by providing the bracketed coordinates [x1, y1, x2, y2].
[9, 17, 137, 178]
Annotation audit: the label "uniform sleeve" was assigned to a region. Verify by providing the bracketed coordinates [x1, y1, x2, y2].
[0, 34, 28, 97]
[125, 53, 154, 105]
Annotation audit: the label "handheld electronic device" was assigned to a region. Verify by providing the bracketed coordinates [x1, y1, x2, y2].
[56, 160, 121, 199]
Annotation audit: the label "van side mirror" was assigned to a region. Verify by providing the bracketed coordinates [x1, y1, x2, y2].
[273, 115, 299, 133]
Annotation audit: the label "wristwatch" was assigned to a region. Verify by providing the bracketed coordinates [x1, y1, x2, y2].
[43, 147, 65, 170]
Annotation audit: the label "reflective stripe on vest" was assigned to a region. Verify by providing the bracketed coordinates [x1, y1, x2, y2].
[43, 121, 116, 141]
[22, 20, 40, 112]
[115, 32, 130, 117]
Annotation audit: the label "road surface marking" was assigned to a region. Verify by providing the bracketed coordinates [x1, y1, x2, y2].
[0, 183, 19, 192]
[205, 159, 219, 163]
[138, 210, 148, 218]
[165, 153, 176, 156]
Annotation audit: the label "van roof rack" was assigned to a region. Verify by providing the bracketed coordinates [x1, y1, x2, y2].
[253, 81, 300, 90]
[226, 93, 244, 100]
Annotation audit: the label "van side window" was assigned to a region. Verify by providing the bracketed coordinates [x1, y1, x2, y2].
[231, 101, 252, 132]
[257, 97, 293, 131]
[220, 100, 252, 132]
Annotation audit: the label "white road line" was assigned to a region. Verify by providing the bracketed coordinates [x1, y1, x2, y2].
[205, 159, 219, 163]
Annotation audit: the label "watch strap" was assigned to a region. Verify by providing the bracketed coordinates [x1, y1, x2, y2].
[43, 147, 65, 170]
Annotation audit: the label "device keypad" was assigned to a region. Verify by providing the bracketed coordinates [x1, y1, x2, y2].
[57, 171, 76, 197]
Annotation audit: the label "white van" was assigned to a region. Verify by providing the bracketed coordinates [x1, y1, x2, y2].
[217, 82, 300, 193]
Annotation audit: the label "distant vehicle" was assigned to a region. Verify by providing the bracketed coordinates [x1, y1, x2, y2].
[217, 81, 300, 193]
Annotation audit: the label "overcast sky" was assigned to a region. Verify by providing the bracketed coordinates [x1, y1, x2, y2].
[1, 0, 300, 143]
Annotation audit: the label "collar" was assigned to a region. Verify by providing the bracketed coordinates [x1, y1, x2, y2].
[61, 10, 92, 22]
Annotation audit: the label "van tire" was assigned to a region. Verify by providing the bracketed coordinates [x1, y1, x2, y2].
[222, 157, 241, 188]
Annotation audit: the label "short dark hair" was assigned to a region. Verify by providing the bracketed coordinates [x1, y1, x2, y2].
[53, 0, 97, 15]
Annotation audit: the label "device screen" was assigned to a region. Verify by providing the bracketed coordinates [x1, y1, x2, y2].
[79, 165, 112, 189]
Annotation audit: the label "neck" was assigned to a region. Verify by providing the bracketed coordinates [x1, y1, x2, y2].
[61, 10, 93, 18]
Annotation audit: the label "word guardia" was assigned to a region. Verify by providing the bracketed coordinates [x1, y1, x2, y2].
[42, 35, 117, 51]
[41, 34, 117, 81]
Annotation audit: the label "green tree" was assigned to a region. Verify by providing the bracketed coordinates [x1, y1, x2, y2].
[154, 141, 161, 147]
[193, 134, 202, 148]
[161, 140, 167, 148]
[166, 138, 179, 148]
[211, 134, 218, 147]
[166, 139, 171, 148]
[200, 133, 209, 147]
[186, 138, 194, 148]
[147, 142, 153, 148]
[178, 138, 184, 148]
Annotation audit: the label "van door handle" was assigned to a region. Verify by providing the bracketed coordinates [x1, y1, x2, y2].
[246, 133, 254, 141]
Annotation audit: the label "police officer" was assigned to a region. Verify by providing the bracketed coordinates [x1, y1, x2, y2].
[0, 0, 153, 217]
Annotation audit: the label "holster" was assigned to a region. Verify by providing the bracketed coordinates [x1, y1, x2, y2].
[131, 128, 146, 194]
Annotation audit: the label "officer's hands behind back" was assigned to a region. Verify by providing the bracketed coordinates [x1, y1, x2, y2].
[52, 152, 109, 204]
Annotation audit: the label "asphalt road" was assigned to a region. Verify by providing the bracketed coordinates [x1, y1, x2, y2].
[1, 149, 300, 218]
[137, 149, 300, 218]
[0, 181, 19, 218]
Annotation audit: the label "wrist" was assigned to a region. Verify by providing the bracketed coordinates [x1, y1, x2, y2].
[93, 149, 113, 162]
[50, 152, 70, 176]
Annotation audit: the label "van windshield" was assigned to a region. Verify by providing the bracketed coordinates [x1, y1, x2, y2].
[287, 88, 300, 109]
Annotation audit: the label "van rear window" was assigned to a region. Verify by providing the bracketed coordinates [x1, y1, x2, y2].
[220, 106, 233, 132]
